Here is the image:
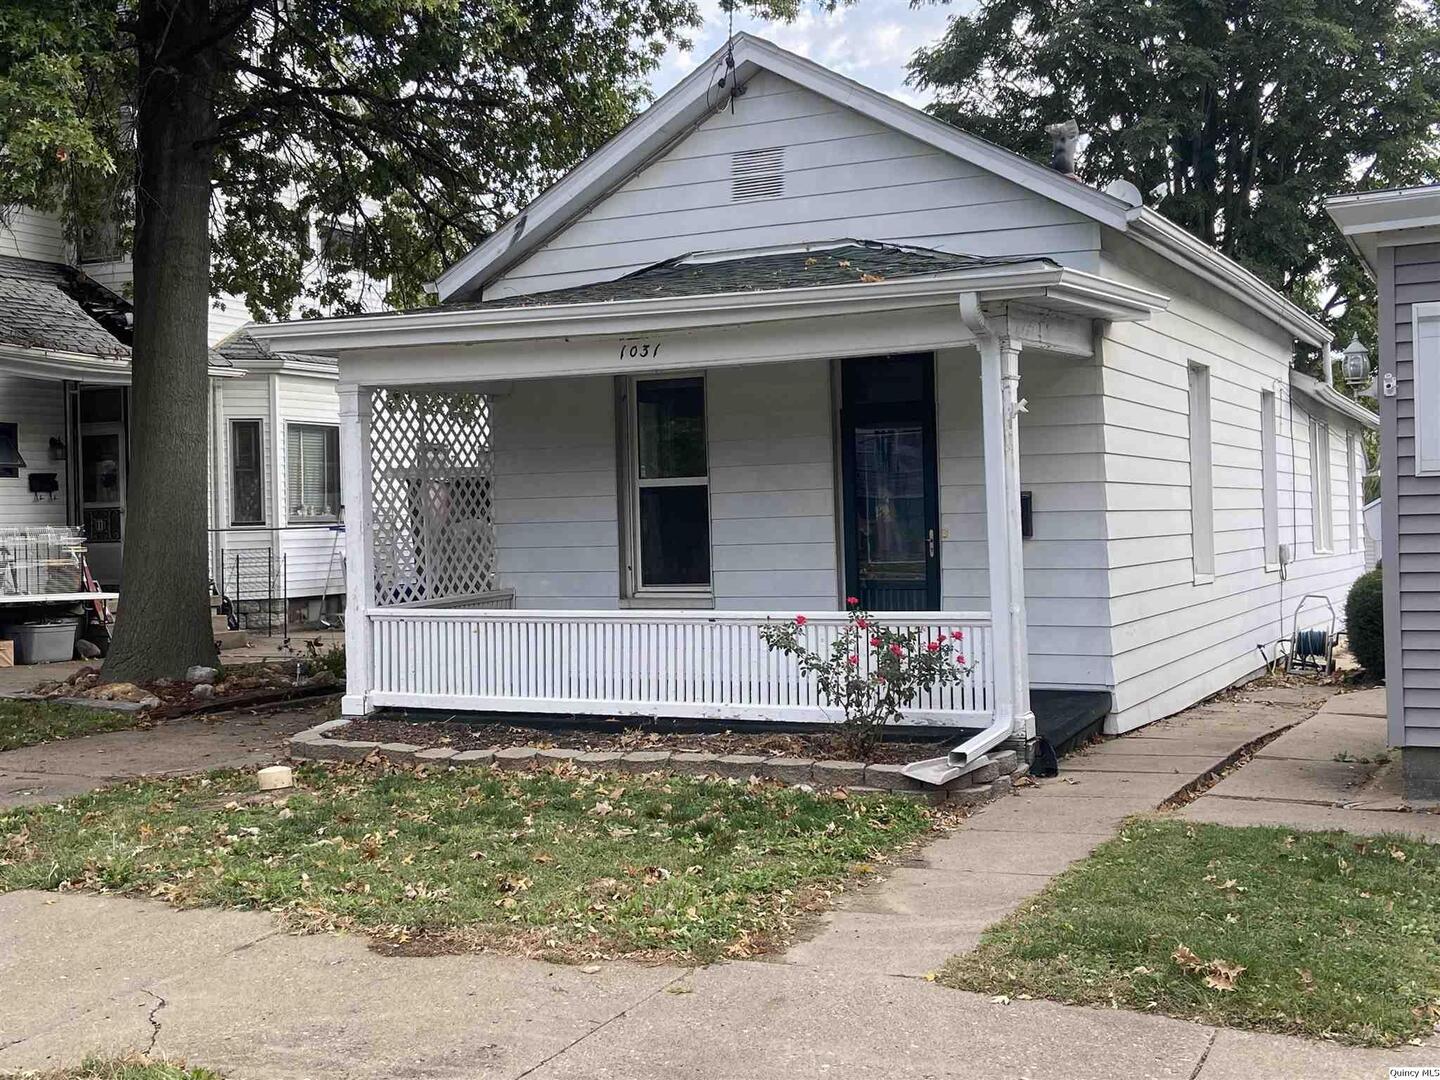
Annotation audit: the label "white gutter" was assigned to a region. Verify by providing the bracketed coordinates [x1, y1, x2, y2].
[249, 263, 1169, 355]
[0, 345, 246, 383]
[1289, 368, 1379, 430]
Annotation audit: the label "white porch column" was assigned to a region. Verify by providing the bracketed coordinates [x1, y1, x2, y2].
[967, 299, 1036, 741]
[337, 385, 375, 716]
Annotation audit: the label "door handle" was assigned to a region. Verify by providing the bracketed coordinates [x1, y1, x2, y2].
[927, 529, 936, 558]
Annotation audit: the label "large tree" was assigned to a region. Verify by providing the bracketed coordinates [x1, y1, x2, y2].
[2, 0, 796, 680]
[909, 0, 1440, 363]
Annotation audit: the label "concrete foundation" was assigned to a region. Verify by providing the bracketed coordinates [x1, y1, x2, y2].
[1402, 745, 1440, 800]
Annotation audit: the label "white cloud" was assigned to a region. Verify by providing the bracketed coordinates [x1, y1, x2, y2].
[649, 0, 966, 107]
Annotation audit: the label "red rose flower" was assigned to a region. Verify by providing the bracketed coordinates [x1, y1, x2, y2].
[926, 640, 941, 652]
[936, 632, 946, 642]
[847, 654, 859, 666]
[794, 615, 807, 626]
[870, 636, 882, 647]
[846, 596, 860, 607]
[856, 617, 869, 629]
[956, 654, 966, 664]
[888, 643, 903, 657]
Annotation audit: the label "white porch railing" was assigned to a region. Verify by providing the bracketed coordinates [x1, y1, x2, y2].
[365, 609, 994, 724]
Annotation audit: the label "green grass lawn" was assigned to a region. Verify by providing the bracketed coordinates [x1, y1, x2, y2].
[0, 699, 141, 752]
[940, 818, 1440, 1047]
[6, 1056, 221, 1079]
[0, 761, 932, 963]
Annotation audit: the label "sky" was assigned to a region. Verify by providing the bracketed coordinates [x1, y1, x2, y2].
[647, 0, 966, 109]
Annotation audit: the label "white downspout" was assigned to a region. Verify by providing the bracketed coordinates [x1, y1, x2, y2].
[905, 294, 1033, 786]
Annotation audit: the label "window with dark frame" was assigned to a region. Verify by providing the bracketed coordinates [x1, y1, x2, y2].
[628, 376, 711, 592]
[287, 423, 341, 523]
[0, 423, 24, 480]
[230, 420, 265, 525]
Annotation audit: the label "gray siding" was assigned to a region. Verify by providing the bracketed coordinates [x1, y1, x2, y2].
[1383, 241, 1440, 748]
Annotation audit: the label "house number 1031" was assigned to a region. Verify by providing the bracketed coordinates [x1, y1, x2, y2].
[620, 342, 661, 360]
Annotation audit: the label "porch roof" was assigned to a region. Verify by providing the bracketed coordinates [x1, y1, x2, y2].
[0, 257, 130, 359]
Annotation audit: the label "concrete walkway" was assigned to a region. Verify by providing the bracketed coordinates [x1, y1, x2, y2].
[4, 680, 1432, 1078]
[0, 708, 318, 807]
[1180, 686, 1440, 840]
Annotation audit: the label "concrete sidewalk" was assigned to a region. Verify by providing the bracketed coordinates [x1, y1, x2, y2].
[0, 707, 318, 807]
[3, 679, 1431, 1078]
[1180, 686, 1440, 840]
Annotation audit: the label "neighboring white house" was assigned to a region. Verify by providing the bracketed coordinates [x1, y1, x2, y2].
[0, 204, 369, 625]
[252, 34, 1377, 770]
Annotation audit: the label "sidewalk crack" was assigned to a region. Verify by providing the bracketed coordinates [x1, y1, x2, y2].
[1187, 1029, 1219, 1080]
[140, 989, 167, 1056]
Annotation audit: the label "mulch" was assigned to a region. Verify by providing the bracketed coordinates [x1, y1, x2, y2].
[329, 715, 957, 765]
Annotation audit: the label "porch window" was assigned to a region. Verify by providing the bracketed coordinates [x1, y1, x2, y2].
[624, 376, 711, 594]
[1187, 363, 1214, 580]
[1310, 418, 1333, 553]
[229, 420, 265, 525]
[287, 423, 341, 524]
[0, 423, 23, 479]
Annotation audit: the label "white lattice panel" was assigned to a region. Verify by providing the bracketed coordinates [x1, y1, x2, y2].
[369, 389, 496, 606]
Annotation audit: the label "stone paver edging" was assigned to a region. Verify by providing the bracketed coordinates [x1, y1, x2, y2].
[288, 717, 1023, 805]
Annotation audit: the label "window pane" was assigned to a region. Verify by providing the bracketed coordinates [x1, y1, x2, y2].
[639, 485, 710, 586]
[231, 421, 264, 525]
[288, 425, 341, 522]
[637, 378, 706, 479]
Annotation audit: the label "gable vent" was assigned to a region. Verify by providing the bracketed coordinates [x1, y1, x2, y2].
[731, 146, 785, 202]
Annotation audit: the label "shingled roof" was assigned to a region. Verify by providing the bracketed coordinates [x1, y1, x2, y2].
[451, 242, 1043, 311]
[0, 256, 131, 358]
[212, 327, 335, 368]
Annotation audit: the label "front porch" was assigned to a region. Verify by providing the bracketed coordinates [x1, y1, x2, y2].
[250, 245, 1166, 744]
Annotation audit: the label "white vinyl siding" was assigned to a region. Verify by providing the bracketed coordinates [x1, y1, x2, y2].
[1187, 363, 1215, 580]
[1261, 389, 1279, 568]
[1310, 418, 1333, 553]
[486, 70, 1101, 300]
[229, 419, 265, 525]
[0, 376, 68, 528]
[0, 208, 68, 263]
[286, 423, 340, 524]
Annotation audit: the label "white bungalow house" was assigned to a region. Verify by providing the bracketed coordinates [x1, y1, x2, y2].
[251, 35, 1376, 768]
[0, 206, 364, 629]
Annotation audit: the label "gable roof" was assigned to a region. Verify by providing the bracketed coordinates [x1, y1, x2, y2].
[436, 34, 1330, 348]
[453, 241, 1039, 310]
[0, 256, 131, 357]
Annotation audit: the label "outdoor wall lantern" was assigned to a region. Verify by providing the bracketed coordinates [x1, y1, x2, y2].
[1341, 334, 1372, 389]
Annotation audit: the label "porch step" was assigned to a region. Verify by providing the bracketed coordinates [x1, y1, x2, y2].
[213, 629, 249, 651]
[211, 613, 234, 634]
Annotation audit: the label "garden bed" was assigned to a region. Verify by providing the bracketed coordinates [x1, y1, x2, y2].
[16, 661, 340, 718]
[327, 714, 953, 764]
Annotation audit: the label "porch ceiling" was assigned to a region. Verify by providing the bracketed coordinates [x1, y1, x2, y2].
[249, 258, 1169, 388]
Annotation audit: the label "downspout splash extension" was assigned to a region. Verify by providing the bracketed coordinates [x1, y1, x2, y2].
[901, 715, 1013, 787]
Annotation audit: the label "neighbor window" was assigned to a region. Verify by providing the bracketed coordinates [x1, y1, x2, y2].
[1188, 363, 1214, 579]
[287, 424, 341, 523]
[1261, 390, 1279, 569]
[230, 420, 265, 525]
[0, 423, 23, 480]
[1347, 431, 1362, 553]
[624, 376, 711, 594]
[1310, 418, 1333, 553]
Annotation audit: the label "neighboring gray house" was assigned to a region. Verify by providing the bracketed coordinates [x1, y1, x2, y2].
[253, 34, 1376, 772]
[1328, 184, 1440, 798]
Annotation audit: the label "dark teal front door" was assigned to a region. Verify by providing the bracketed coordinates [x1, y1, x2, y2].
[840, 354, 941, 612]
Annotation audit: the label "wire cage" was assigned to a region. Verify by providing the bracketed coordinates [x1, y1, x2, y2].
[0, 526, 87, 598]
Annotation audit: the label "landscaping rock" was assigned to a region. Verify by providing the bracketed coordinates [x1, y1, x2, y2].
[946, 784, 995, 809]
[966, 760, 1001, 785]
[619, 750, 672, 774]
[667, 752, 720, 776]
[536, 747, 584, 765]
[185, 666, 219, 686]
[190, 683, 216, 701]
[493, 746, 539, 771]
[991, 749, 1020, 775]
[414, 747, 458, 766]
[812, 760, 866, 788]
[990, 775, 1014, 799]
[862, 763, 918, 791]
[713, 753, 767, 780]
[761, 757, 814, 784]
[450, 749, 496, 768]
[300, 738, 379, 763]
[575, 751, 624, 770]
[378, 742, 422, 765]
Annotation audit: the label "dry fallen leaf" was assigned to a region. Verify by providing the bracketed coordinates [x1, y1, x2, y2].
[1297, 968, 1315, 992]
[580, 964, 602, 974]
[1172, 945, 1205, 973]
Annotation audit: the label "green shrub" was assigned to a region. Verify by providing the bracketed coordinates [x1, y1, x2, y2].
[1345, 567, 1384, 676]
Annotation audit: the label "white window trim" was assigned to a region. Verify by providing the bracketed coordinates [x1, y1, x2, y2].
[1347, 431, 1362, 553]
[228, 418, 266, 528]
[618, 373, 714, 606]
[1188, 362, 1215, 583]
[1260, 389, 1280, 572]
[1414, 302, 1440, 476]
[285, 421, 342, 526]
[1310, 417, 1333, 554]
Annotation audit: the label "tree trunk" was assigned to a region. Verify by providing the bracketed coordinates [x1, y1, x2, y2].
[103, 0, 219, 681]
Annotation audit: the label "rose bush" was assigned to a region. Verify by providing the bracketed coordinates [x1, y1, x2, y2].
[759, 598, 977, 754]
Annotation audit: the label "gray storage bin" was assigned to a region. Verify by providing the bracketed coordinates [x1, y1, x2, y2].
[2, 620, 79, 664]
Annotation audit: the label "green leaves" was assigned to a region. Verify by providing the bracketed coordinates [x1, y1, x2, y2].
[910, 0, 1440, 363]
